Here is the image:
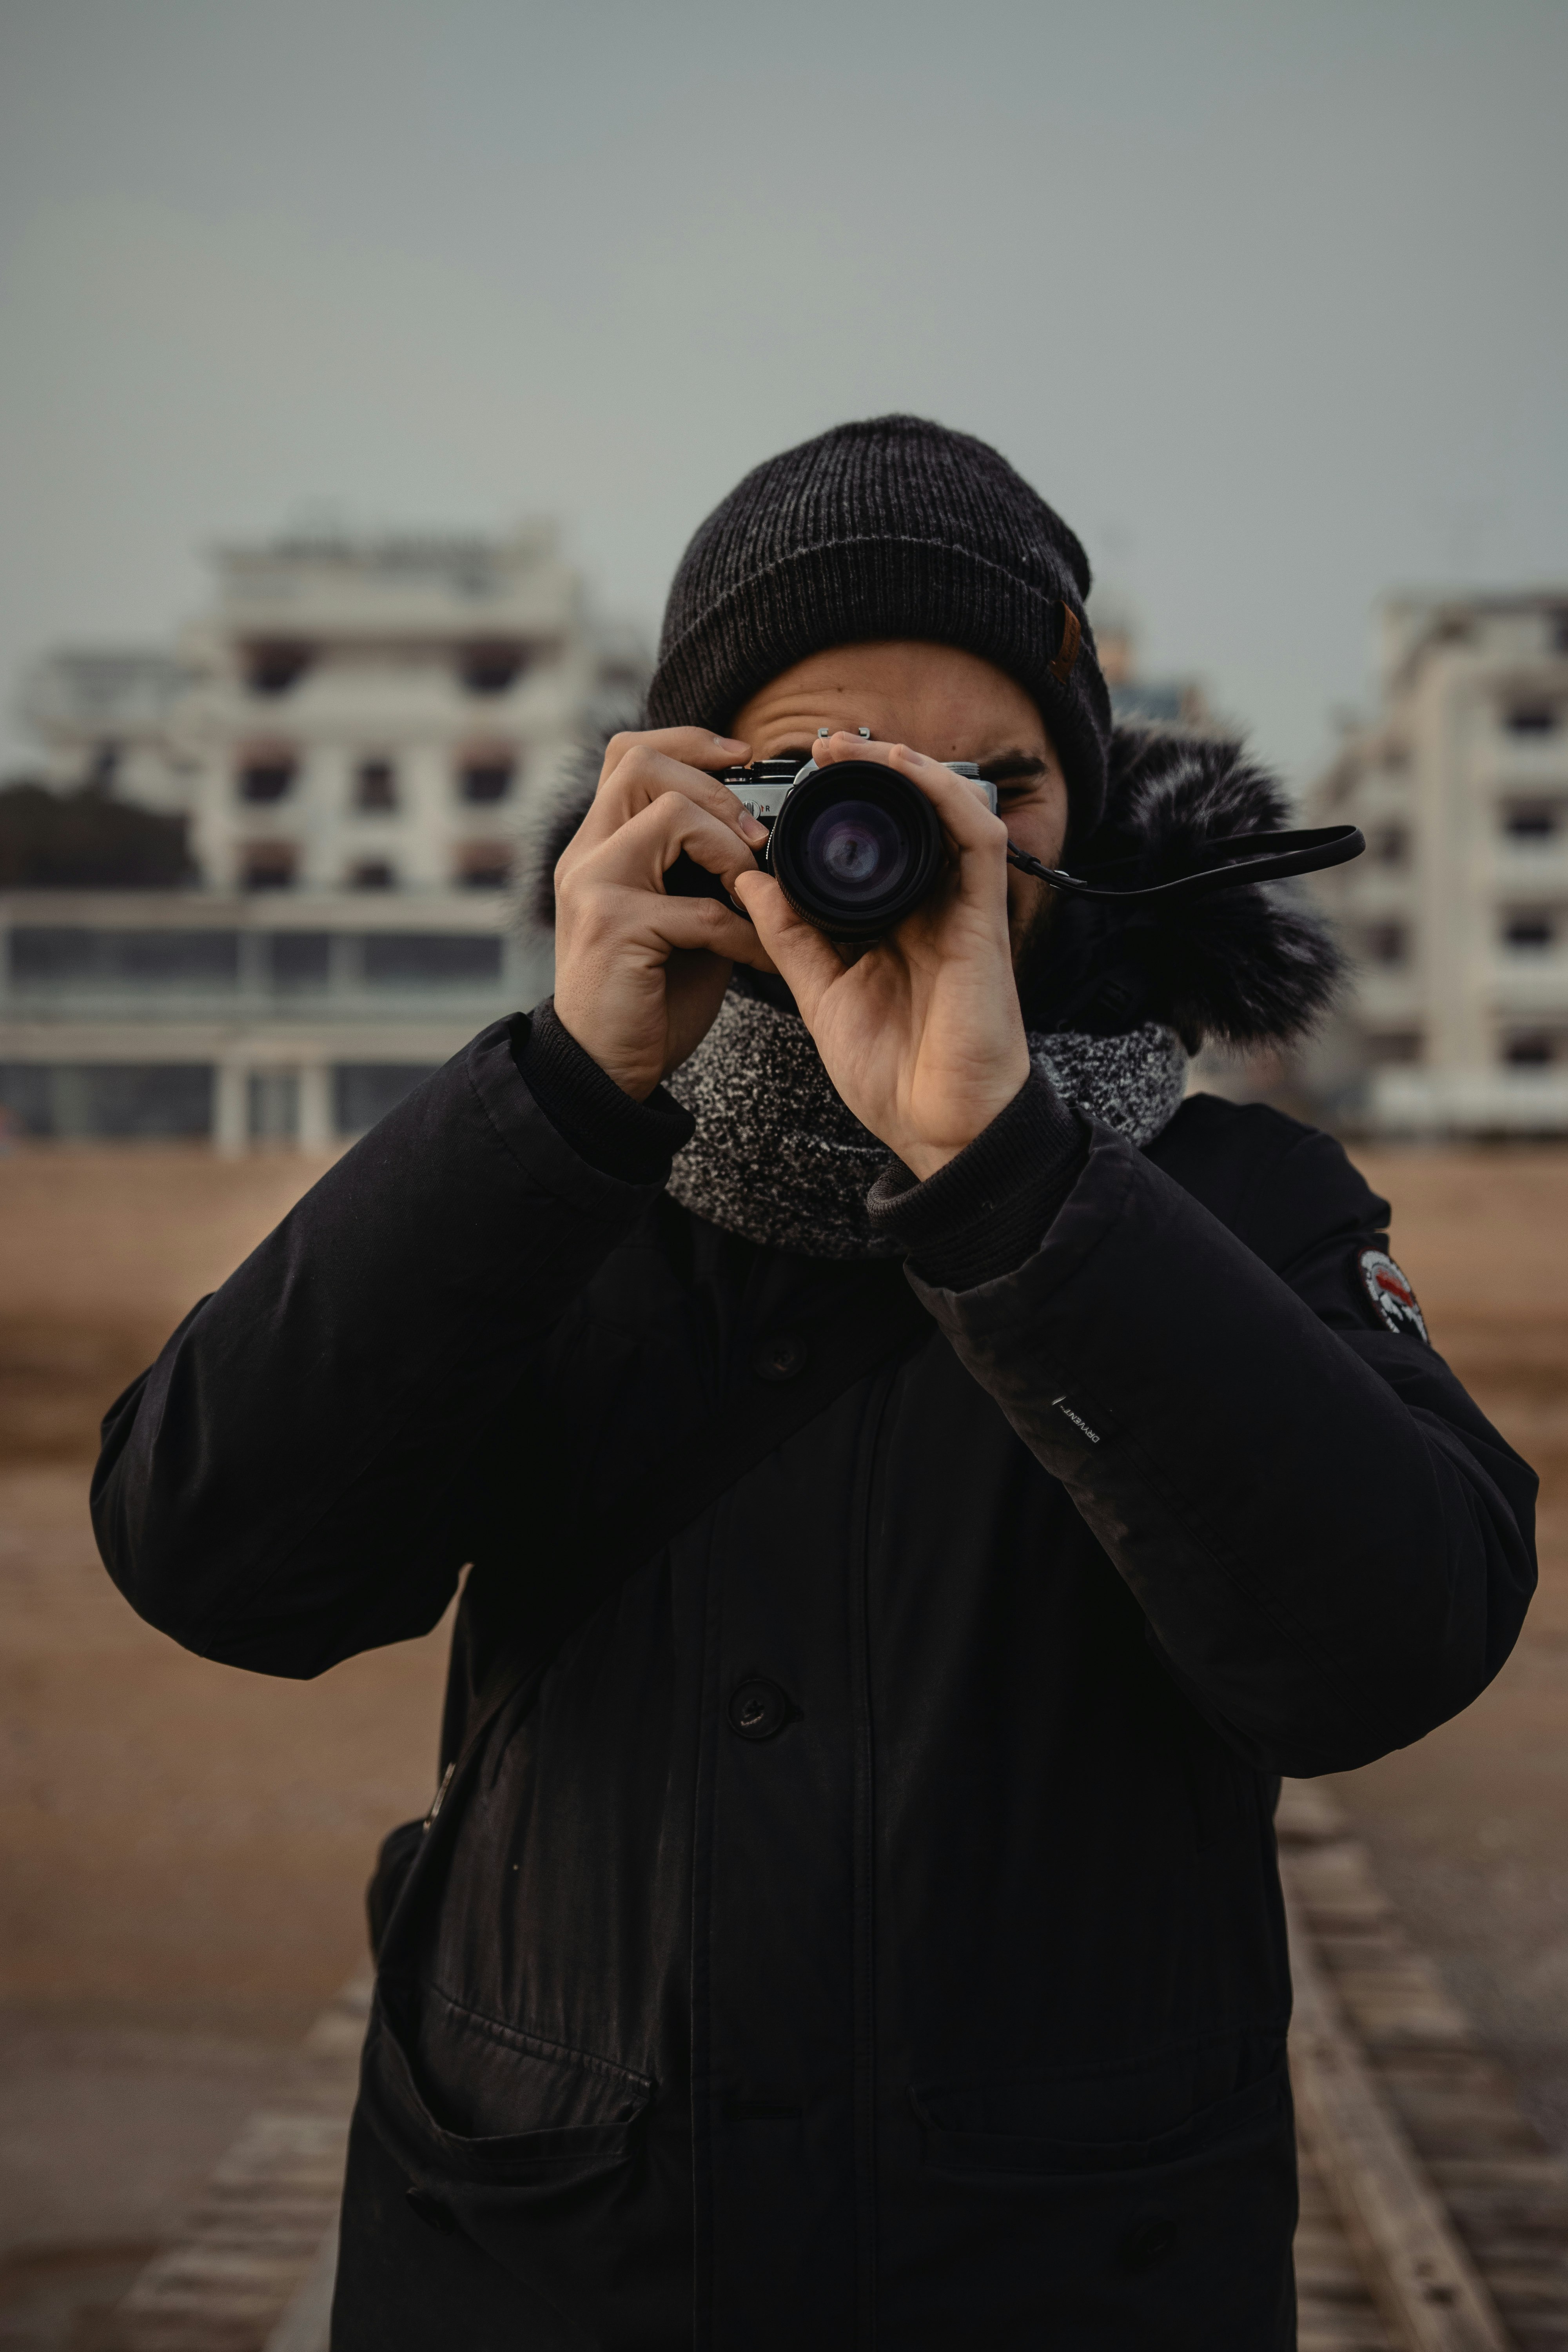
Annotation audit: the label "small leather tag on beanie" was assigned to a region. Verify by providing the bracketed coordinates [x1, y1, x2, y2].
[1048, 603, 1082, 684]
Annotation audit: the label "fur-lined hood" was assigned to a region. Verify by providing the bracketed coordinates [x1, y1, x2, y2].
[520, 726, 1343, 1053]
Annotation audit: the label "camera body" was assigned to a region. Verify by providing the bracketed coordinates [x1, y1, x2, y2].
[704, 756, 995, 943]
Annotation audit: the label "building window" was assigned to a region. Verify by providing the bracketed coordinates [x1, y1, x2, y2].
[238, 755, 297, 804]
[458, 755, 516, 804]
[1504, 804, 1561, 841]
[348, 858, 397, 890]
[0, 1062, 214, 1138]
[267, 932, 332, 988]
[1504, 1033, 1557, 1067]
[363, 934, 503, 984]
[10, 928, 240, 985]
[457, 844, 512, 889]
[246, 643, 313, 696]
[1362, 923, 1407, 966]
[354, 759, 398, 813]
[1505, 703, 1560, 735]
[460, 642, 526, 695]
[241, 844, 298, 890]
[1366, 1031, 1423, 1067]
[1370, 824, 1408, 866]
[1504, 913, 1555, 951]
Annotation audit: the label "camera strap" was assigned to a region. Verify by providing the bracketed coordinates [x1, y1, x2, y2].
[1009, 823, 1364, 903]
[428, 1277, 934, 1826]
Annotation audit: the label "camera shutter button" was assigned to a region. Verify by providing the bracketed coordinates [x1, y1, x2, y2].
[753, 1334, 808, 1382]
[728, 1677, 792, 1741]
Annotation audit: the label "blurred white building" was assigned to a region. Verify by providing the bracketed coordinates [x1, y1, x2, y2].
[21, 523, 645, 895]
[4, 525, 647, 1148]
[1308, 590, 1568, 1133]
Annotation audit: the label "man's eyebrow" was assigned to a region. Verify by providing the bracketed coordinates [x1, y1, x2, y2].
[976, 751, 1049, 784]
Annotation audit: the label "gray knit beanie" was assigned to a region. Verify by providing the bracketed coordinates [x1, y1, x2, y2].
[644, 414, 1113, 838]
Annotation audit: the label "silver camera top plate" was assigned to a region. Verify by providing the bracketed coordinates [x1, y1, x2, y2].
[717, 758, 995, 821]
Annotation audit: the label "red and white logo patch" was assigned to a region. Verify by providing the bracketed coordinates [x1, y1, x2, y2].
[1357, 1249, 1429, 1343]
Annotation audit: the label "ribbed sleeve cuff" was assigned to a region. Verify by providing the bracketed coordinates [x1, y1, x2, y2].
[510, 1002, 695, 1184]
[866, 1066, 1088, 1290]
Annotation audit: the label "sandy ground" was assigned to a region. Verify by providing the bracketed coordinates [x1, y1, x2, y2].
[1328, 1146, 1568, 2154]
[0, 1134, 1564, 2343]
[0, 1148, 451, 2345]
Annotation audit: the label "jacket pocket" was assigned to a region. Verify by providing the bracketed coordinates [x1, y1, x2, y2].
[913, 2060, 1287, 2178]
[887, 2045, 1298, 2350]
[363, 1973, 653, 2195]
[350, 1980, 686, 2344]
[414, 1981, 652, 2142]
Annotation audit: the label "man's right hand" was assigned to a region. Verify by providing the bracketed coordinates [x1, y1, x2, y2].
[552, 728, 777, 1102]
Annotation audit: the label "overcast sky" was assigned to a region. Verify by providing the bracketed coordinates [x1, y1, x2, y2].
[0, 0, 1563, 787]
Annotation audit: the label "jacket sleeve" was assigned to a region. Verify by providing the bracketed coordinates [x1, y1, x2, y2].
[91, 1017, 682, 1679]
[906, 1113, 1537, 1777]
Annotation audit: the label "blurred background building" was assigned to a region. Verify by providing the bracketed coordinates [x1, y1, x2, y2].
[1089, 587, 1214, 732]
[0, 526, 647, 1149]
[1308, 588, 1568, 1134]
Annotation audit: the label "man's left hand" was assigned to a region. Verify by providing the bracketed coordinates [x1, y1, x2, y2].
[733, 733, 1031, 1181]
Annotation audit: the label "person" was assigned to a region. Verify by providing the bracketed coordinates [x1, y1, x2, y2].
[93, 417, 1535, 2351]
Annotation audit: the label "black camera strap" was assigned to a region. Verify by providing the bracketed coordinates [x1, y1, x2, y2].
[426, 1278, 933, 1829]
[1009, 824, 1363, 903]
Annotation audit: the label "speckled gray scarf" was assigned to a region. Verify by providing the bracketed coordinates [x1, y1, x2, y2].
[665, 990, 1187, 1259]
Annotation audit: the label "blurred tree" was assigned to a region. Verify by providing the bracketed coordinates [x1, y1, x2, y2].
[0, 778, 196, 887]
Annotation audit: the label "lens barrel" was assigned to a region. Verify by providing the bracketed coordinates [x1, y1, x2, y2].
[766, 761, 946, 942]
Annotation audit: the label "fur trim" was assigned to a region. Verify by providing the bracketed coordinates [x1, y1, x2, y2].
[518, 737, 606, 940]
[1019, 728, 1345, 1051]
[519, 723, 1344, 1053]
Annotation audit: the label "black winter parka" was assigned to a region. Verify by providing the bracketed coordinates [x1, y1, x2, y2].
[93, 1016, 1536, 2352]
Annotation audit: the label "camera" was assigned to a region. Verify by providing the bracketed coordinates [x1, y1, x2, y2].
[666, 751, 1368, 941]
[678, 754, 995, 944]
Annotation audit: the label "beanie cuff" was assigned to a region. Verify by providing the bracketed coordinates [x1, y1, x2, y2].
[645, 534, 1110, 838]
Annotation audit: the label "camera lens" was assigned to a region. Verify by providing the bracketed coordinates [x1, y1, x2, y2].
[767, 761, 946, 941]
[804, 801, 911, 900]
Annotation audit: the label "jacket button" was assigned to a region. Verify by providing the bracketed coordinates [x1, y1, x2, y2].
[728, 1677, 792, 1740]
[406, 2185, 459, 2235]
[753, 1334, 808, 1382]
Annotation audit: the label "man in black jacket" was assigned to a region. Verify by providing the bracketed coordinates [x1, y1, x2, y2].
[94, 417, 1536, 2351]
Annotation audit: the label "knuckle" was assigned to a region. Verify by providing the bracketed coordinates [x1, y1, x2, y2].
[602, 745, 646, 791]
[569, 893, 620, 947]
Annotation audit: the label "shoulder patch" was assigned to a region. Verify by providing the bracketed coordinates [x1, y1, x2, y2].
[1357, 1248, 1429, 1344]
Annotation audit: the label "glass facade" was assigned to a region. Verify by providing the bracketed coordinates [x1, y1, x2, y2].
[0, 1062, 214, 1138]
